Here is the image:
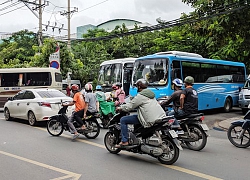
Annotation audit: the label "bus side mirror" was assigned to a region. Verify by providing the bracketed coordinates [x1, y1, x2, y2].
[239, 87, 242, 92]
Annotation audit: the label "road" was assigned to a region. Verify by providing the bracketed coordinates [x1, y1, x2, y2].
[0, 109, 249, 180]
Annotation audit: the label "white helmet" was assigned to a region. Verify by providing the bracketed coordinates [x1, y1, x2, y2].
[85, 83, 93, 91]
[172, 78, 183, 87]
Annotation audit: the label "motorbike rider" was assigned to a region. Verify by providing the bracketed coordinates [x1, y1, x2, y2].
[113, 82, 126, 106]
[160, 78, 184, 116]
[83, 83, 99, 119]
[179, 76, 198, 116]
[160, 78, 184, 133]
[63, 84, 86, 140]
[95, 85, 106, 102]
[115, 79, 166, 148]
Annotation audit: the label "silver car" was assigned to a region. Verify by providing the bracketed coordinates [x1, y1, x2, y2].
[4, 89, 74, 126]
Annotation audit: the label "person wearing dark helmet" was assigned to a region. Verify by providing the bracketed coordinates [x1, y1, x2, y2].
[115, 79, 166, 148]
[179, 76, 198, 116]
[63, 84, 86, 140]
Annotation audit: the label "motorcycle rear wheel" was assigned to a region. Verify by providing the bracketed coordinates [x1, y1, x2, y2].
[227, 124, 250, 148]
[158, 137, 179, 165]
[84, 120, 100, 139]
[185, 125, 207, 151]
[47, 119, 63, 136]
[104, 132, 121, 154]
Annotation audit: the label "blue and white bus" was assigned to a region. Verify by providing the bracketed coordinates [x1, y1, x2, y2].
[130, 51, 246, 112]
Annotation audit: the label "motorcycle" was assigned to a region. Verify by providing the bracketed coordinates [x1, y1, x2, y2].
[227, 109, 250, 148]
[104, 111, 182, 165]
[159, 100, 209, 151]
[172, 113, 209, 151]
[47, 103, 100, 139]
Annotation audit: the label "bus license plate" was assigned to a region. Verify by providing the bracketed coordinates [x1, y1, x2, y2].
[169, 130, 178, 138]
[200, 124, 209, 131]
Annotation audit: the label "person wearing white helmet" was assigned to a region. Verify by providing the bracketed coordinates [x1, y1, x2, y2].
[160, 78, 184, 116]
[83, 83, 99, 119]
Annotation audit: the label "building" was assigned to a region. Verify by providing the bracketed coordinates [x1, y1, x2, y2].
[76, 19, 151, 39]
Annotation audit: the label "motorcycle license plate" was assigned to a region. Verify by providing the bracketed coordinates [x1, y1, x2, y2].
[200, 124, 209, 131]
[169, 130, 178, 138]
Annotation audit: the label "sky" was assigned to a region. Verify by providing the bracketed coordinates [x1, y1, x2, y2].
[0, 0, 193, 37]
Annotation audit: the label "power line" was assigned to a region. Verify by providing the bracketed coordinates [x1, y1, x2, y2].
[72, 1, 250, 42]
[0, 4, 25, 16]
[0, 0, 12, 6]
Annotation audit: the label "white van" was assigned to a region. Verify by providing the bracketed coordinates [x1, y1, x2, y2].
[239, 76, 250, 114]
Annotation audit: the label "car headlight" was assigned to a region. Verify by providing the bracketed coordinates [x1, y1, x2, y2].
[239, 94, 243, 100]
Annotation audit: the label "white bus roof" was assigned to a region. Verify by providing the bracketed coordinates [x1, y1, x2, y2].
[100, 58, 136, 66]
[155, 51, 203, 58]
[0, 67, 61, 73]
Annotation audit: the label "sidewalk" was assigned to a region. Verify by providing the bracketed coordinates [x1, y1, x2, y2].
[213, 116, 244, 131]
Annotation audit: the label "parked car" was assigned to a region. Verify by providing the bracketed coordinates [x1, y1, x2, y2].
[239, 77, 250, 114]
[4, 89, 74, 126]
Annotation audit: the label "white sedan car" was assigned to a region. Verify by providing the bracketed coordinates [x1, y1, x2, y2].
[4, 88, 74, 126]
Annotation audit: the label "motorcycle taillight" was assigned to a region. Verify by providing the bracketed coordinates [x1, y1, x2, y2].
[200, 116, 205, 121]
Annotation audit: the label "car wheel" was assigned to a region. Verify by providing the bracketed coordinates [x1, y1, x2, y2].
[4, 108, 12, 121]
[28, 111, 37, 126]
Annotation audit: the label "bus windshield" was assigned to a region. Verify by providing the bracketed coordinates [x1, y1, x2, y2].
[133, 58, 168, 86]
[98, 63, 122, 86]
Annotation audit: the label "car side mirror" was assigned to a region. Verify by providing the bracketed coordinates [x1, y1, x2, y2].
[7, 97, 14, 101]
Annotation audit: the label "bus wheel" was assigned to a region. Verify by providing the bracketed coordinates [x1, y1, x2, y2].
[223, 98, 232, 113]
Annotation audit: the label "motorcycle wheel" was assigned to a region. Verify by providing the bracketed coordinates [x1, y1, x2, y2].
[84, 120, 100, 139]
[104, 132, 121, 154]
[158, 137, 179, 165]
[185, 125, 207, 151]
[227, 124, 250, 148]
[47, 119, 63, 136]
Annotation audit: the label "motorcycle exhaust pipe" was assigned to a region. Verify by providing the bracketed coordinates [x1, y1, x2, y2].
[141, 144, 163, 156]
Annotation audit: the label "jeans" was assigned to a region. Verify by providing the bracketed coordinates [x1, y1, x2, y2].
[167, 109, 185, 126]
[120, 114, 140, 143]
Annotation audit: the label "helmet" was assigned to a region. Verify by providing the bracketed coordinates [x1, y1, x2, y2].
[96, 85, 102, 90]
[135, 79, 148, 89]
[184, 76, 194, 84]
[112, 84, 118, 90]
[85, 83, 93, 91]
[115, 82, 122, 87]
[172, 78, 183, 87]
[71, 84, 79, 91]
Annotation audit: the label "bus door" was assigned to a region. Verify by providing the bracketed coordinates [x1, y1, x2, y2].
[123, 63, 134, 96]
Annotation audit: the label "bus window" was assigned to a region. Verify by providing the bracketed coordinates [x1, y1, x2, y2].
[0, 73, 19, 87]
[98, 64, 122, 85]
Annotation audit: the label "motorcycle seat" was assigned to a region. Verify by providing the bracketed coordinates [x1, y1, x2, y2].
[186, 113, 204, 118]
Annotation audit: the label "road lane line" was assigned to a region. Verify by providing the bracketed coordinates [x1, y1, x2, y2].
[0, 150, 81, 180]
[38, 127, 223, 180]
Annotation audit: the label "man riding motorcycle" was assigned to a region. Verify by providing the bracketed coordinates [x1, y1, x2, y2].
[115, 78, 166, 148]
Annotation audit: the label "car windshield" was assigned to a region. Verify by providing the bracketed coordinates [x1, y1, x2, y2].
[133, 58, 168, 86]
[37, 90, 67, 98]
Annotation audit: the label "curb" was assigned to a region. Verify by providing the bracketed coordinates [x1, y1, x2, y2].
[213, 121, 227, 131]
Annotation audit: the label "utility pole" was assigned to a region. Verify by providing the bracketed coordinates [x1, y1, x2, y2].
[38, 0, 42, 46]
[60, 0, 78, 49]
[67, 0, 70, 49]
[19, 0, 49, 46]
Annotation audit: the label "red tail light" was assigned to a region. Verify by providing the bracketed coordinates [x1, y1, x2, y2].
[168, 119, 175, 125]
[38, 102, 51, 108]
[200, 116, 205, 121]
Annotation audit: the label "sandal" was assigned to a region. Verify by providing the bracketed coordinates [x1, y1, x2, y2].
[115, 142, 129, 148]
